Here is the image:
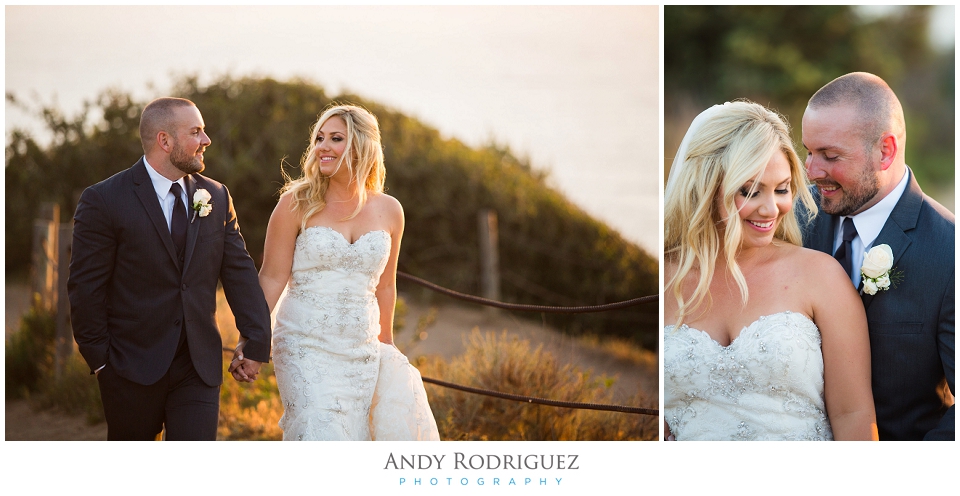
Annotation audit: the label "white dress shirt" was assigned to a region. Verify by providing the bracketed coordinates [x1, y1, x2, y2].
[143, 156, 188, 232]
[832, 168, 910, 286]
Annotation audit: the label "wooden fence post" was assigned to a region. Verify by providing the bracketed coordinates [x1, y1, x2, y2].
[31, 202, 59, 311]
[55, 223, 74, 378]
[478, 209, 501, 317]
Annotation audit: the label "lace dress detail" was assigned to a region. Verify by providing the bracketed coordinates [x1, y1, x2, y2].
[664, 311, 833, 441]
[272, 226, 439, 441]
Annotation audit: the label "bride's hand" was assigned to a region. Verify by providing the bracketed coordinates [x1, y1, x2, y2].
[664, 420, 676, 441]
[228, 338, 248, 374]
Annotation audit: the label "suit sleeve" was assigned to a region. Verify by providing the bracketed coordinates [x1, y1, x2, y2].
[217, 184, 272, 363]
[67, 187, 116, 373]
[925, 270, 955, 440]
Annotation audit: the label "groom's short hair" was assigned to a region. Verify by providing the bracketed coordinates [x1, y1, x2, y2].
[808, 72, 905, 150]
[140, 97, 197, 153]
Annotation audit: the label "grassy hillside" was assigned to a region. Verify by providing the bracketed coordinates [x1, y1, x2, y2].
[6, 75, 658, 346]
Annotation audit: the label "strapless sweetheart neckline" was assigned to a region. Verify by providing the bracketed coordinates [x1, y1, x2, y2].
[302, 225, 390, 245]
[663, 310, 831, 440]
[665, 310, 814, 349]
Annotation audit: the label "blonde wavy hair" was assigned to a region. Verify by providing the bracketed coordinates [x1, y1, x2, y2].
[664, 101, 816, 327]
[283, 104, 386, 230]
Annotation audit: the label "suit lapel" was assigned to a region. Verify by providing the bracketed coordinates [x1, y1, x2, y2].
[182, 174, 202, 274]
[860, 169, 921, 311]
[132, 160, 181, 268]
[813, 213, 838, 255]
[803, 186, 839, 255]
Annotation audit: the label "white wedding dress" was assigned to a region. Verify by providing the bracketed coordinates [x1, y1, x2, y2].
[664, 311, 833, 441]
[272, 226, 440, 441]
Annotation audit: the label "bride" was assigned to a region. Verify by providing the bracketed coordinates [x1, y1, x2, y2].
[663, 101, 877, 440]
[250, 104, 439, 440]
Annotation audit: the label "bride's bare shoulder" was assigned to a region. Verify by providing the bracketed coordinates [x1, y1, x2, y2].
[366, 192, 404, 232]
[779, 243, 850, 284]
[271, 191, 302, 225]
[367, 192, 402, 212]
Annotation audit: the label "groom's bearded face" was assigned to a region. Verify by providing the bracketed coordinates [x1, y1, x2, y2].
[802, 104, 883, 216]
[170, 136, 205, 174]
[168, 106, 210, 175]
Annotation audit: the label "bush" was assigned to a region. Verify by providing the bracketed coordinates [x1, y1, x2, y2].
[6, 299, 104, 423]
[5, 299, 56, 398]
[36, 354, 104, 424]
[416, 330, 657, 441]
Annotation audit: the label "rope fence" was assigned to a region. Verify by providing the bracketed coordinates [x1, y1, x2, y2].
[420, 376, 658, 416]
[397, 271, 657, 313]
[227, 272, 659, 417]
[401, 272, 658, 416]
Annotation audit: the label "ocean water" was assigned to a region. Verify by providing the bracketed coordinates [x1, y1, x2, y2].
[4, 5, 660, 255]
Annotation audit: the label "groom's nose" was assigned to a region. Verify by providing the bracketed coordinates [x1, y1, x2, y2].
[200, 130, 212, 147]
[805, 155, 827, 181]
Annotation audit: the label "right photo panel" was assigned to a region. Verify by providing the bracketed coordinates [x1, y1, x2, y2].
[662, 5, 954, 441]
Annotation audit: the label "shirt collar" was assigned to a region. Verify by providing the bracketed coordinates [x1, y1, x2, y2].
[143, 156, 186, 200]
[840, 167, 910, 248]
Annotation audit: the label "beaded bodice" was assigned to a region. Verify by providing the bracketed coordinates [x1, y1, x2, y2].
[287, 226, 390, 303]
[664, 311, 833, 441]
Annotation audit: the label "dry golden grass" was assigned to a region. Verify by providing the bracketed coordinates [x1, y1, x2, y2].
[575, 333, 659, 369]
[214, 291, 656, 441]
[416, 329, 657, 441]
[217, 363, 284, 440]
[215, 288, 282, 440]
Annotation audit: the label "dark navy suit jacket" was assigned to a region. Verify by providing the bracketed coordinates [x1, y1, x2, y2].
[802, 168, 955, 440]
[68, 159, 271, 387]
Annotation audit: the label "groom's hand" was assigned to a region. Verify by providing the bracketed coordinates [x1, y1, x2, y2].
[229, 356, 262, 383]
[228, 337, 261, 383]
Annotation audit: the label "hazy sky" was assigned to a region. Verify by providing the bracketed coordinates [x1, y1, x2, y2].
[5, 5, 660, 254]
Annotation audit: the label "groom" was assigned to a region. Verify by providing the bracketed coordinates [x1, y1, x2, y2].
[801, 72, 954, 440]
[68, 97, 271, 440]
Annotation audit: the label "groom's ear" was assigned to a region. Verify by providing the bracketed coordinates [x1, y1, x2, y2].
[877, 133, 898, 171]
[157, 131, 173, 153]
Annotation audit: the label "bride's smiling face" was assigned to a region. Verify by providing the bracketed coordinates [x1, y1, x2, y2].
[314, 116, 348, 176]
[730, 149, 793, 249]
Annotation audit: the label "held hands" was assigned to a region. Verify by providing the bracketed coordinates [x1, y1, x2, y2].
[228, 337, 262, 383]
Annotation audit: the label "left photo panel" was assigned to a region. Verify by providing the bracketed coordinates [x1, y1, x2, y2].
[6, 0, 661, 467]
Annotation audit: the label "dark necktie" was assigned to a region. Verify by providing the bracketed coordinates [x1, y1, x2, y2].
[833, 217, 858, 284]
[170, 182, 187, 259]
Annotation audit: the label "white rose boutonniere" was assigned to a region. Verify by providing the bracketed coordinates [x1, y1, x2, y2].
[192, 189, 213, 222]
[860, 244, 901, 295]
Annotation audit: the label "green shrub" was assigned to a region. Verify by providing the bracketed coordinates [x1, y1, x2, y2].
[6, 299, 104, 423]
[36, 354, 104, 424]
[5, 299, 56, 399]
